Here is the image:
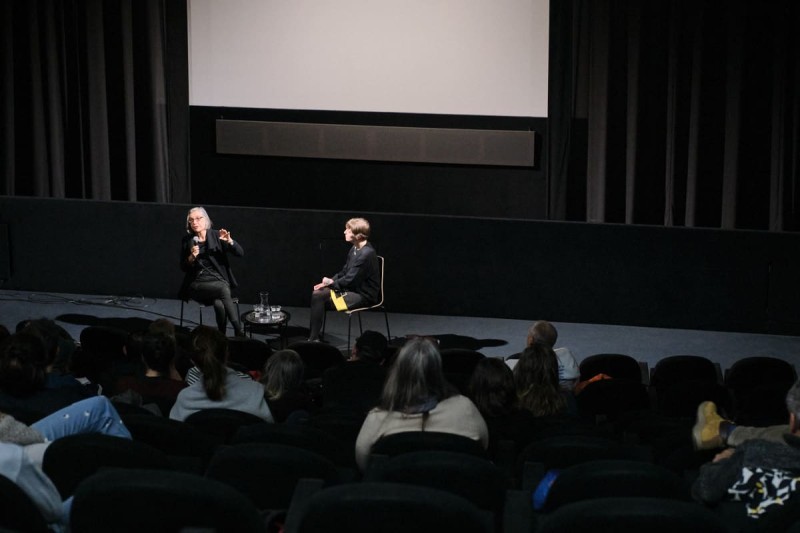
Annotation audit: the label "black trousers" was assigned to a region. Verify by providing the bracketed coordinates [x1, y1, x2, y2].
[308, 288, 366, 341]
[188, 280, 242, 334]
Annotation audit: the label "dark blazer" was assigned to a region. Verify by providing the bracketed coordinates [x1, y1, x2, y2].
[178, 229, 244, 300]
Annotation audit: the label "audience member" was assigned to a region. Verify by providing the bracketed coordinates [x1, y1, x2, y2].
[467, 357, 538, 457]
[322, 330, 388, 415]
[507, 320, 579, 391]
[0, 333, 96, 423]
[260, 349, 315, 423]
[169, 326, 273, 422]
[114, 332, 187, 416]
[0, 441, 68, 527]
[354, 337, 488, 470]
[514, 343, 573, 417]
[692, 379, 800, 521]
[693, 400, 788, 450]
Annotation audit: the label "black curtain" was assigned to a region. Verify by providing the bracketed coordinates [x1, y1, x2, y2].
[548, 0, 800, 231]
[0, 0, 189, 202]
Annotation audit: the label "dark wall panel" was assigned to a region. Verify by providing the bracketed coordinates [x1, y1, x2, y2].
[2, 197, 800, 336]
[190, 107, 547, 220]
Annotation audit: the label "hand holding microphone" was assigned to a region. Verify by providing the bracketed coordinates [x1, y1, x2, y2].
[190, 236, 200, 260]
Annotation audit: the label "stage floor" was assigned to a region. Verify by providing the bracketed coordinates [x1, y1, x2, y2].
[1, 290, 798, 376]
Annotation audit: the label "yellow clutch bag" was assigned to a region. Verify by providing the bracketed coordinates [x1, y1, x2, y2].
[330, 289, 348, 311]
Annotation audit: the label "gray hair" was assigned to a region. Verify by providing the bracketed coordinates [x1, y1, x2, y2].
[378, 337, 449, 412]
[185, 206, 212, 233]
[786, 379, 800, 419]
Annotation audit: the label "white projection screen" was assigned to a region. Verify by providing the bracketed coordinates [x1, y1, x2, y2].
[188, 0, 549, 118]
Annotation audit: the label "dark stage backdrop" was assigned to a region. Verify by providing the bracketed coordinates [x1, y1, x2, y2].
[189, 107, 547, 220]
[2, 196, 800, 336]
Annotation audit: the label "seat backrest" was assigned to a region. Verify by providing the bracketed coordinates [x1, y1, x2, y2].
[543, 459, 689, 512]
[370, 431, 488, 460]
[650, 355, 720, 388]
[294, 482, 493, 533]
[232, 421, 356, 468]
[121, 413, 223, 457]
[227, 337, 272, 371]
[575, 379, 651, 419]
[537, 496, 729, 533]
[365, 450, 511, 515]
[725, 356, 798, 391]
[288, 341, 345, 380]
[516, 434, 648, 474]
[205, 443, 341, 510]
[183, 408, 267, 443]
[579, 353, 642, 383]
[70, 468, 267, 533]
[42, 433, 171, 499]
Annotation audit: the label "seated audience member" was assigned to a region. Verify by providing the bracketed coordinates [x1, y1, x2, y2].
[692, 379, 800, 520]
[322, 330, 388, 415]
[22, 319, 89, 393]
[693, 400, 789, 450]
[354, 337, 488, 471]
[467, 357, 538, 457]
[0, 441, 68, 528]
[147, 318, 184, 380]
[1, 395, 131, 466]
[506, 320, 579, 391]
[514, 343, 573, 417]
[114, 332, 187, 416]
[260, 349, 315, 423]
[0, 333, 96, 422]
[169, 326, 273, 422]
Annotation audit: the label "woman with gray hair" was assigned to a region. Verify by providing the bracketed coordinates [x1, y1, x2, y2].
[178, 206, 245, 337]
[354, 337, 488, 470]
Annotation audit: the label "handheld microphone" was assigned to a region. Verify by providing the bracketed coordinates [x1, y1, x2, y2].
[192, 236, 199, 246]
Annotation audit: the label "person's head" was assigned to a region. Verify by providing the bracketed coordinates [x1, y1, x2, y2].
[20, 318, 63, 369]
[141, 332, 177, 375]
[344, 217, 370, 243]
[148, 318, 177, 339]
[468, 357, 518, 418]
[526, 320, 558, 348]
[0, 332, 47, 396]
[379, 337, 451, 413]
[260, 349, 305, 400]
[514, 343, 566, 417]
[186, 207, 212, 234]
[787, 379, 800, 434]
[190, 325, 228, 401]
[352, 330, 388, 364]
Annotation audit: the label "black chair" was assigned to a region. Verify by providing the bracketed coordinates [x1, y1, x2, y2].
[515, 434, 651, 490]
[440, 348, 486, 394]
[41, 433, 172, 498]
[579, 353, 644, 383]
[227, 336, 272, 371]
[286, 481, 493, 533]
[205, 443, 342, 511]
[322, 255, 391, 350]
[370, 431, 488, 462]
[575, 378, 651, 422]
[288, 341, 346, 381]
[0, 473, 51, 533]
[725, 356, 798, 426]
[541, 459, 689, 512]
[364, 450, 511, 518]
[184, 408, 267, 444]
[650, 355, 728, 418]
[536, 496, 729, 533]
[70, 468, 267, 533]
[179, 296, 240, 330]
[232, 421, 357, 470]
[120, 413, 223, 469]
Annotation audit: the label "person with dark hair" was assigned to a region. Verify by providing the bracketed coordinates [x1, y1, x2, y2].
[514, 343, 570, 417]
[322, 330, 389, 415]
[692, 379, 800, 523]
[354, 337, 487, 470]
[179, 206, 245, 337]
[467, 357, 539, 457]
[260, 349, 315, 423]
[169, 326, 273, 422]
[114, 332, 188, 416]
[308, 217, 380, 342]
[0, 333, 93, 422]
[506, 320, 579, 391]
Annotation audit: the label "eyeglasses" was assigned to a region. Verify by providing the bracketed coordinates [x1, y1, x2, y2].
[188, 216, 204, 222]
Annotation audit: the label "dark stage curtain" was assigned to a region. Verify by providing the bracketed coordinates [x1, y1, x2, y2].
[548, 0, 800, 231]
[0, 0, 189, 203]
